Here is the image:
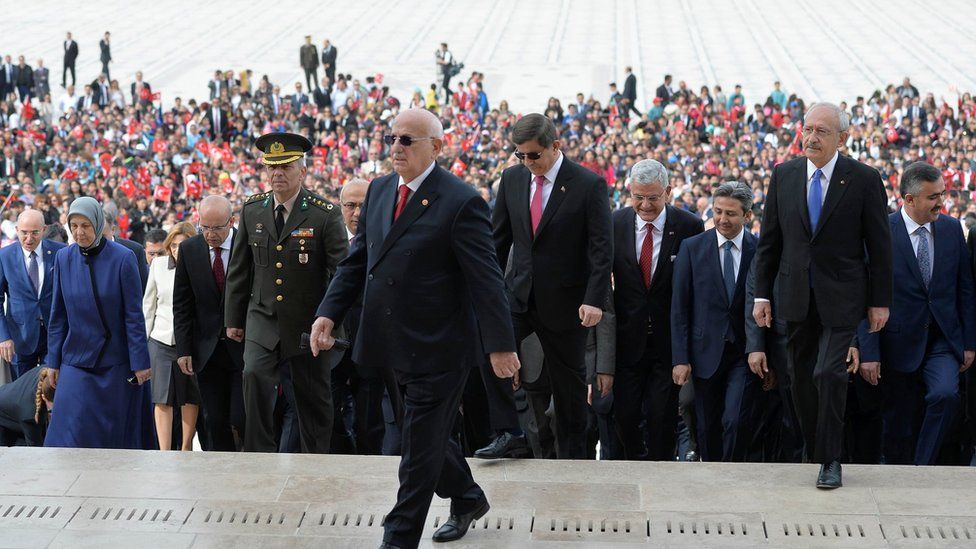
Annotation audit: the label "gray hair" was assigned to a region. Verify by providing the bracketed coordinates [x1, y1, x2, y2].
[900, 161, 942, 197]
[629, 159, 669, 187]
[712, 181, 753, 213]
[340, 178, 369, 200]
[806, 102, 850, 132]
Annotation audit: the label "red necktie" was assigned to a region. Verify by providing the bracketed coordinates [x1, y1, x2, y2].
[530, 175, 545, 235]
[212, 247, 225, 294]
[393, 184, 411, 220]
[638, 224, 654, 288]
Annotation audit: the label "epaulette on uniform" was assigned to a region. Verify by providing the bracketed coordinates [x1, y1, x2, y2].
[245, 191, 271, 206]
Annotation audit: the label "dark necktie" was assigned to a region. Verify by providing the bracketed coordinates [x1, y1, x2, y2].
[916, 226, 931, 288]
[723, 240, 736, 303]
[212, 247, 225, 294]
[393, 184, 411, 221]
[638, 224, 654, 288]
[28, 251, 39, 295]
[275, 204, 286, 235]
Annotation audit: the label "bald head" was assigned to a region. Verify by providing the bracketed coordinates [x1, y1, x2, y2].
[340, 178, 369, 234]
[390, 109, 444, 182]
[199, 195, 233, 219]
[340, 178, 369, 201]
[16, 209, 45, 252]
[395, 108, 444, 139]
[199, 195, 234, 248]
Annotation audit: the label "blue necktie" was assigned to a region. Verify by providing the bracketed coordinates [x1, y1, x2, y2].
[808, 168, 824, 232]
[28, 251, 39, 295]
[916, 226, 931, 288]
[723, 240, 736, 303]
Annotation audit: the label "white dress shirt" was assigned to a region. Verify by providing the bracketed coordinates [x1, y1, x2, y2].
[806, 150, 839, 205]
[635, 207, 667, 281]
[396, 160, 437, 203]
[22, 245, 43, 296]
[901, 208, 934, 281]
[528, 152, 564, 213]
[209, 229, 233, 274]
[716, 228, 745, 283]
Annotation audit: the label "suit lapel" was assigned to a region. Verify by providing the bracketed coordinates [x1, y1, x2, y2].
[533, 160, 573, 239]
[734, 233, 757, 302]
[892, 212, 926, 289]
[40, 241, 56, 297]
[813, 155, 852, 239]
[705, 230, 729, 306]
[792, 161, 813, 238]
[372, 169, 442, 269]
[514, 168, 532, 240]
[649, 206, 677, 291]
[622, 208, 642, 283]
[196, 237, 220, 298]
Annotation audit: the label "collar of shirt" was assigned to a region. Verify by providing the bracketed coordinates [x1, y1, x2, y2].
[273, 188, 302, 215]
[542, 152, 564, 185]
[346, 227, 355, 241]
[218, 228, 234, 251]
[901, 207, 932, 237]
[636, 205, 667, 233]
[22, 244, 41, 263]
[397, 160, 437, 193]
[716, 228, 745, 251]
[806, 150, 839, 184]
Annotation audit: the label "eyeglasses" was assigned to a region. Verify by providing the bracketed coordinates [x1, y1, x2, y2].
[341, 202, 363, 211]
[513, 150, 545, 161]
[631, 194, 664, 204]
[383, 135, 433, 147]
[200, 218, 232, 233]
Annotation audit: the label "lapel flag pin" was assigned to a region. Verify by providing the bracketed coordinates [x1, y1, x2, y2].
[422, 199, 429, 206]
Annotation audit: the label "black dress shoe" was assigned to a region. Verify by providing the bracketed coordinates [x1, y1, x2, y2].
[432, 499, 490, 543]
[474, 432, 529, 459]
[816, 460, 842, 489]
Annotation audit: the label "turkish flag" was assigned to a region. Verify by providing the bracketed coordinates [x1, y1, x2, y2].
[323, 135, 337, 148]
[153, 139, 167, 154]
[60, 167, 78, 181]
[185, 178, 201, 199]
[151, 92, 161, 101]
[117, 210, 130, 238]
[222, 176, 235, 194]
[153, 185, 173, 203]
[221, 147, 233, 163]
[450, 158, 467, 177]
[195, 140, 210, 156]
[21, 100, 33, 121]
[71, 125, 84, 139]
[312, 146, 328, 157]
[119, 178, 137, 198]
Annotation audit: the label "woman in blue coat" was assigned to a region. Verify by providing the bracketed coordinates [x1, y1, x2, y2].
[44, 197, 154, 449]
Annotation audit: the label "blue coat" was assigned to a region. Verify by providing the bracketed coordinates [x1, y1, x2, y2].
[47, 240, 149, 371]
[858, 212, 976, 372]
[317, 166, 516, 373]
[0, 240, 65, 354]
[671, 228, 757, 379]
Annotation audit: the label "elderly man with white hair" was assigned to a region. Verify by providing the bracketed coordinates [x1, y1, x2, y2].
[610, 159, 703, 461]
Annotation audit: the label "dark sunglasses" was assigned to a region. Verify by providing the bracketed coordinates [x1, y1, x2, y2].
[513, 150, 545, 161]
[383, 135, 433, 147]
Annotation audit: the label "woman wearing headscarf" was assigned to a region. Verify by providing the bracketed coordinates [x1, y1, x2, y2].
[44, 197, 154, 449]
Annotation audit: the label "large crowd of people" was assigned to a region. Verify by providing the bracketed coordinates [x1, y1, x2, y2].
[0, 33, 975, 477]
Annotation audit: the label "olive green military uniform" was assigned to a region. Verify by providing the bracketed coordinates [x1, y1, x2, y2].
[225, 185, 348, 453]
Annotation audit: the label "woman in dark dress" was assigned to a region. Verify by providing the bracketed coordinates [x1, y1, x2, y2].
[44, 197, 154, 449]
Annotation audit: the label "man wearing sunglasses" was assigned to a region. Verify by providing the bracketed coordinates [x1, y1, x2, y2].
[311, 109, 517, 548]
[482, 113, 613, 460]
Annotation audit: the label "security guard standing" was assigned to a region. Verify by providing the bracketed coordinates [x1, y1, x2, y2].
[225, 132, 348, 453]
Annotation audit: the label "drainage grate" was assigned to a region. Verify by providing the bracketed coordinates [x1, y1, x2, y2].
[181, 500, 308, 534]
[880, 516, 976, 547]
[532, 511, 647, 542]
[765, 514, 883, 546]
[66, 498, 191, 532]
[298, 505, 389, 538]
[0, 496, 82, 529]
[650, 512, 765, 546]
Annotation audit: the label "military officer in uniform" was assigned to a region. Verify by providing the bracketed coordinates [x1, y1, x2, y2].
[225, 132, 348, 453]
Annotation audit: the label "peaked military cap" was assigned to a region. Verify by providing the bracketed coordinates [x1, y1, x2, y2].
[255, 132, 312, 166]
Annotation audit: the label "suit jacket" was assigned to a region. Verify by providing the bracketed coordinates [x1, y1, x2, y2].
[321, 45, 337, 68]
[173, 232, 244, 372]
[858, 212, 976, 372]
[91, 80, 110, 107]
[13, 65, 33, 87]
[744, 255, 788, 355]
[0, 240, 65, 354]
[0, 156, 21, 177]
[655, 84, 672, 104]
[317, 165, 516, 373]
[623, 74, 637, 104]
[754, 154, 892, 327]
[0, 366, 45, 446]
[205, 108, 231, 140]
[99, 39, 111, 63]
[492, 157, 613, 331]
[64, 40, 78, 63]
[130, 81, 152, 104]
[611, 205, 703, 366]
[115, 237, 149, 290]
[672, 229, 757, 379]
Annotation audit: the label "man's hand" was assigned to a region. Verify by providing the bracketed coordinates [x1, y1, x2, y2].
[860, 361, 880, 385]
[595, 373, 613, 398]
[748, 351, 768, 379]
[753, 302, 772, 328]
[962, 350, 975, 372]
[867, 307, 889, 333]
[177, 356, 194, 375]
[226, 327, 244, 342]
[579, 305, 603, 328]
[672, 364, 691, 386]
[310, 316, 335, 357]
[490, 352, 520, 382]
[846, 347, 860, 374]
[0, 339, 14, 363]
[134, 368, 152, 385]
[761, 368, 778, 392]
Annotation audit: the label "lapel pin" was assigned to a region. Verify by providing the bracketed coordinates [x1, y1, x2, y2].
[668, 231, 674, 235]
[840, 179, 846, 185]
[560, 186, 566, 192]
[422, 199, 429, 206]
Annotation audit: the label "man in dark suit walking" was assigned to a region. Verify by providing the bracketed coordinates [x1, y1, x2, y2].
[0, 210, 65, 380]
[99, 31, 112, 80]
[62, 32, 78, 88]
[173, 195, 245, 452]
[481, 113, 612, 460]
[611, 159, 702, 460]
[754, 102, 892, 488]
[622, 66, 641, 118]
[858, 162, 975, 465]
[206, 98, 231, 142]
[672, 182, 759, 462]
[299, 36, 319, 92]
[655, 74, 674, 106]
[321, 39, 337, 86]
[311, 109, 518, 548]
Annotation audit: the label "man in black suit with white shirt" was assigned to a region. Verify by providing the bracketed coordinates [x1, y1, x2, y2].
[62, 32, 78, 87]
